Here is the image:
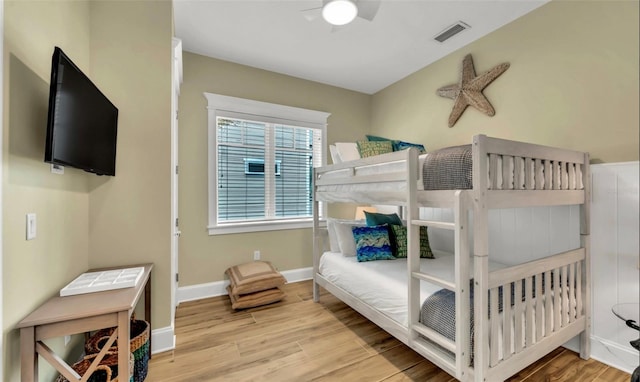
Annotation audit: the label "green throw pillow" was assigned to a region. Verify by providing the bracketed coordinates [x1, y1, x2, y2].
[366, 135, 427, 154]
[356, 140, 393, 158]
[389, 225, 434, 259]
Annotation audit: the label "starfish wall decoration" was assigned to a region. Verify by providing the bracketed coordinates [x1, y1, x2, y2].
[437, 54, 510, 127]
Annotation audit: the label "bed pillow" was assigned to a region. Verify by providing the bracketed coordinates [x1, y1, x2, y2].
[326, 219, 340, 252]
[367, 135, 427, 154]
[357, 140, 393, 158]
[352, 225, 395, 262]
[366, 134, 394, 142]
[329, 145, 342, 164]
[393, 140, 427, 154]
[332, 219, 366, 256]
[389, 225, 434, 259]
[364, 211, 403, 227]
[334, 142, 360, 162]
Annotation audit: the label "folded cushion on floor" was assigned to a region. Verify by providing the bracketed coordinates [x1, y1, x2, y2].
[225, 260, 287, 295]
[226, 286, 285, 310]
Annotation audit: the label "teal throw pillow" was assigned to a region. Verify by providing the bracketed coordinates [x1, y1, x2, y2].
[364, 211, 403, 227]
[352, 225, 395, 262]
[389, 225, 434, 259]
[366, 134, 393, 142]
[393, 140, 427, 154]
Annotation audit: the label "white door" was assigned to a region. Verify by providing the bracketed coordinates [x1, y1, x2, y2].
[171, 38, 183, 317]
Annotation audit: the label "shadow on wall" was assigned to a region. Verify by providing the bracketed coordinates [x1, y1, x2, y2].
[8, 54, 111, 192]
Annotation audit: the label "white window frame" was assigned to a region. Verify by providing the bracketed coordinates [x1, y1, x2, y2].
[205, 93, 330, 235]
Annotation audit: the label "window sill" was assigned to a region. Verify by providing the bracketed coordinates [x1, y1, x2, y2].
[208, 219, 326, 235]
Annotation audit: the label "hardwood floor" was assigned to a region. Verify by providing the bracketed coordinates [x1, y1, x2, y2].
[148, 281, 630, 381]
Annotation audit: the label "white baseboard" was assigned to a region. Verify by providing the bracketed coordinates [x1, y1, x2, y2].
[176, 266, 313, 304]
[563, 335, 638, 374]
[151, 326, 176, 355]
[590, 335, 638, 374]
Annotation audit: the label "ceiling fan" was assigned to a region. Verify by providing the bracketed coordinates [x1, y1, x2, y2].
[301, 0, 381, 27]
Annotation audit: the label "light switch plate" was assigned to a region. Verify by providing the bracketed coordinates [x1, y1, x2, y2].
[26, 213, 36, 240]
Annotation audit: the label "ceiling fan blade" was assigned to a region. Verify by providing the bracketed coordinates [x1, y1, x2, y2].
[356, 0, 381, 21]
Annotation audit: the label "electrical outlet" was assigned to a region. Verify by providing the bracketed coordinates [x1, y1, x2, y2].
[253, 250, 261, 260]
[64, 335, 71, 346]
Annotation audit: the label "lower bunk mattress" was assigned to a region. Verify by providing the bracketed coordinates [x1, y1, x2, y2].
[318, 250, 507, 326]
[320, 250, 578, 366]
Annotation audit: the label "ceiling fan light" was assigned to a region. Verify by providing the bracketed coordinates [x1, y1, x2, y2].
[322, 0, 358, 26]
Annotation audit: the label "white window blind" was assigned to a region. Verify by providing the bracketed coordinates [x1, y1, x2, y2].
[206, 93, 329, 235]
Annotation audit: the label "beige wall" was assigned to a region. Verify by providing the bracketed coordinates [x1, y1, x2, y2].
[177, 1, 639, 288]
[3, 2, 91, 381]
[178, 52, 370, 286]
[87, 1, 173, 329]
[2, 1, 173, 380]
[371, 1, 639, 164]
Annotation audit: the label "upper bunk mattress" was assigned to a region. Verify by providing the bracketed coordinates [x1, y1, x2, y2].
[318, 250, 507, 326]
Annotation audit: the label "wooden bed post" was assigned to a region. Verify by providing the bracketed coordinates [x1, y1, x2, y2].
[406, 147, 420, 346]
[472, 135, 490, 382]
[579, 153, 591, 359]
[454, 190, 471, 380]
[312, 168, 321, 303]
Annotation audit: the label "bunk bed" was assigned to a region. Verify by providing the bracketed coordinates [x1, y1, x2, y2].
[312, 134, 591, 382]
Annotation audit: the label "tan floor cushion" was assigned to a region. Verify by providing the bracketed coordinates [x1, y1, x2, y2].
[225, 260, 286, 295]
[226, 286, 285, 310]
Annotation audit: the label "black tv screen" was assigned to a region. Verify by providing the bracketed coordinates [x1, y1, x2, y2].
[45, 47, 118, 176]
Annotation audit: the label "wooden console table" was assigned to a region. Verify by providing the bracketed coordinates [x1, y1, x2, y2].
[17, 263, 153, 382]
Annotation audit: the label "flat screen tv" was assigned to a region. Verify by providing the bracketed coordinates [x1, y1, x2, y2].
[45, 47, 118, 176]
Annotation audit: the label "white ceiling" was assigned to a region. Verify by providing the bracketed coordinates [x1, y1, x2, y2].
[174, 0, 548, 94]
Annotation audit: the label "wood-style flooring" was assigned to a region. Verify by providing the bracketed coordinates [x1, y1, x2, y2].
[147, 280, 630, 381]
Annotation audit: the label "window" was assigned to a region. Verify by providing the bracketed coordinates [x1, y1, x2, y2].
[205, 93, 330, 235]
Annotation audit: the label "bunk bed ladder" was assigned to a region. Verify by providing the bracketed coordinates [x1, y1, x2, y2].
[407, 194, 473, 379]
[404, 149, 459, 377]
[407, 168, 472, 378]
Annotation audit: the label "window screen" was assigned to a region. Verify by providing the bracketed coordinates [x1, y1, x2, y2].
[217, 117, 322, 223]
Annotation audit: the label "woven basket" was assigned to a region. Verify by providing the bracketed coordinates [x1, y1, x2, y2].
[85, 319, 150, 382]
[55, 352, 134, 382]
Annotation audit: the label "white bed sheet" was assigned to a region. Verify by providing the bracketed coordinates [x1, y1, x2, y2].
[318, 250, 507, 326]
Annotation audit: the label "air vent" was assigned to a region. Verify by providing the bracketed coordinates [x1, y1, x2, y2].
[434, 21, 470, 43]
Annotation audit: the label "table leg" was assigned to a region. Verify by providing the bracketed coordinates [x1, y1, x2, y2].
[20, 327, 37, 382]
[118, 311, 131, 381]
